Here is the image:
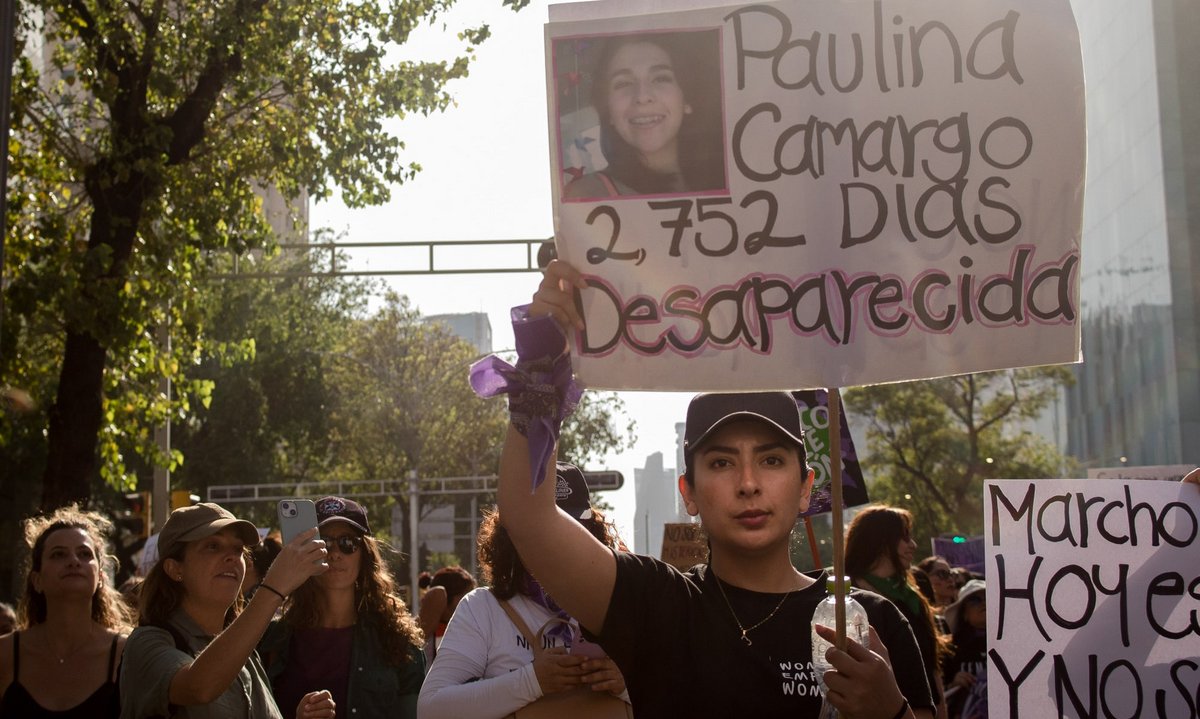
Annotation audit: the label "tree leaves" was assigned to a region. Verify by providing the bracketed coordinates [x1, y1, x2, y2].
[844, 367, 1075, 553]
[1, 0, 528, 504]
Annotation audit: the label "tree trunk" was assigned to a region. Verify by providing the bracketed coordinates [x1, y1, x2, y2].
[40, 166, 146, 510]
[40, 329, 108, 509]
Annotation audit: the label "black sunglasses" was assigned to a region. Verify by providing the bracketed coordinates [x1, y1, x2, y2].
[931, 569, 952, 580]
[321, 534, 363, 555]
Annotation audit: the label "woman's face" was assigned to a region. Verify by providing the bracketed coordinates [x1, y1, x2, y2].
[172, 528, 247, 610]
[927, 561, 957, 604]
[604, 40, 691, 172]
[963, 593, 987, 630]
[679, 419, 812, 559]
[894, 530, 917, 572]
[32, 528, 100, 600]
[315, 525, 364, 593]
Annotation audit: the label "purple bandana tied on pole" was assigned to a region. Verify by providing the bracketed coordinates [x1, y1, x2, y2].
[469, 304, 582, 491]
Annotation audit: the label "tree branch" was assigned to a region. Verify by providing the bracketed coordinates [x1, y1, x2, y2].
[162, 0, 268, 165]
[977, 372, 1021, 434]
[60, 0, 123, 76]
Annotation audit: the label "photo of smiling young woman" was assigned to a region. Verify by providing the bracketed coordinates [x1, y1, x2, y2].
[558, 30, 725, 199]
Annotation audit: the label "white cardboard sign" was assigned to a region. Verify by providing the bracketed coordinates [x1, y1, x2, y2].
[546, 0, 1085, 390]
[984, 479, 1200, 718]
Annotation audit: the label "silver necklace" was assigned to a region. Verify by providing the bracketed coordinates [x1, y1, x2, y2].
[713, 572, 794, 646]
[47, 631, 93, 664]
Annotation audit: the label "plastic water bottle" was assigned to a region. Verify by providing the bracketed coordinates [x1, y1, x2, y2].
[811, 576, 870, 700]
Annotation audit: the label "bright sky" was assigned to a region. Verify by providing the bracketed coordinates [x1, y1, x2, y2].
[309, 1, 689, 541]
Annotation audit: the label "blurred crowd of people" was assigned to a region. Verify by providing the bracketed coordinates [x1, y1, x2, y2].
[0, 441, 1193, 719]
[0, 481, 626, 719]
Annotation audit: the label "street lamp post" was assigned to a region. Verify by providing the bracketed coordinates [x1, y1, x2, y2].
[408, 468, 419, 603]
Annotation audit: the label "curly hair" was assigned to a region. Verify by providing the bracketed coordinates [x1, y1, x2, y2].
[20, 505, 132, 630]
[283, 533, 423, 666]
[477, 506, 619, 601]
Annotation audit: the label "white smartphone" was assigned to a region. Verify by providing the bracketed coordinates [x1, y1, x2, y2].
[278, 499, 318, 545]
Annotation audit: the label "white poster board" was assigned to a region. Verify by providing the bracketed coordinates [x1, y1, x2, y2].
[546, 0, 1085, 390]
[984, 479, 1200, 718]
[1088, 464, 1197, 483]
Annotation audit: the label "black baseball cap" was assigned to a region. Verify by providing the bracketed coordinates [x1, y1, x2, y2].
[683, 392, 807, 470]
[554, 463, 594, 521]
[315, 496, 371, 534]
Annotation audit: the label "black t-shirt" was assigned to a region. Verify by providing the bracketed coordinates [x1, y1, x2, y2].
[589, 552, 934, 719]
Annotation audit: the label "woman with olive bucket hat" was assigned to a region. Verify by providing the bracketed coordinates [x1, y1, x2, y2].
[119, 503, 332, 719]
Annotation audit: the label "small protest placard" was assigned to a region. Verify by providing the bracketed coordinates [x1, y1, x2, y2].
[660, 522, 707, 571]
[546, 0, 1085, 390]
[794, 389, 868, 516]
[1087, 464, 1197, 483]
[984, 479, 1200, 718]
[931, 535, 984, 574]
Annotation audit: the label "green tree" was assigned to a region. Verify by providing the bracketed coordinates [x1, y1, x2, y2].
[170, 248, 376, 502]
[559, 392, 636, 514]
[325, 293, 507, 574]
[328, 292, 506, 487]
[2, 0, 527, 510]
[559, 391, 637, 469]
[844, 367, 1075, 553]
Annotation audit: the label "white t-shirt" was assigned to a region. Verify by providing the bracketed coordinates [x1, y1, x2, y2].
[416, 587, 622, 719]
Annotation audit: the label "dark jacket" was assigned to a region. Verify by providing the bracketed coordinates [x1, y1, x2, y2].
[259, 617, 425, 719]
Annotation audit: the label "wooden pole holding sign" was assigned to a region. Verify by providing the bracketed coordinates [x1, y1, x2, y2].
[803, 516, 821, 569]
[828, 387, 847, 650]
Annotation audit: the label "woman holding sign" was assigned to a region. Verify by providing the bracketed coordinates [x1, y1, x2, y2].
[564, 31, 724, 199]
[470, 258, 934, 718]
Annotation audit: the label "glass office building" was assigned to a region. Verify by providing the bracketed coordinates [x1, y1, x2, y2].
[1066, 0, 1199, 466]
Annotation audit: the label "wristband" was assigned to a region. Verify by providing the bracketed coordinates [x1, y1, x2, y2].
[889, 698, 910, 719]
[469, 304, 582, 491]
[257, 582, 286, 602]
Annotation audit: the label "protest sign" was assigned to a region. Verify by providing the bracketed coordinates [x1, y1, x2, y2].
[794, 389, 868, 516]
[660, 522, 707, 570]
[1088, 464, 1197, 483]
[546, 0, 1085, 390]
[984, 479, 1200, 718]
[931, 534, 984, 574]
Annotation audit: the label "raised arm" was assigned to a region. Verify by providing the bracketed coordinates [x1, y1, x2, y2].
[498, 427, 615, 633]
[169, 530, 326, 705]
[495, 260, 616, 634]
